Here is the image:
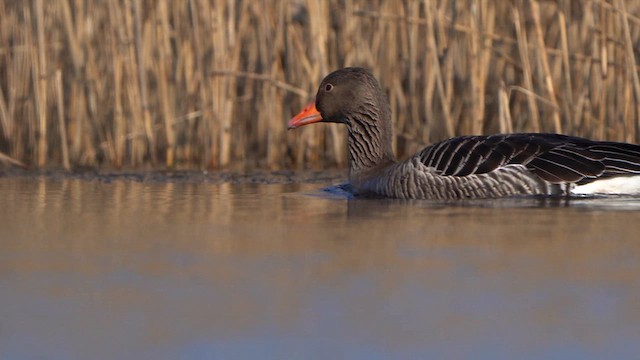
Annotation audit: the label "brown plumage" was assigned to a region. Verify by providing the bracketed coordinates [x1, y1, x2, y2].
[289, 67, 640, 199]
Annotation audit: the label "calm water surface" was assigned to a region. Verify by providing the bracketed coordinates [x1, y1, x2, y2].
[1, 175, 640, 359]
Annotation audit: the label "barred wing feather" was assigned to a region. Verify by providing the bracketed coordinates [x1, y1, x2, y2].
[418, 133, 640, 184]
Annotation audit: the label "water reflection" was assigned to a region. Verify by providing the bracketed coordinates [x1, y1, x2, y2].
[1, 176, 640, 359]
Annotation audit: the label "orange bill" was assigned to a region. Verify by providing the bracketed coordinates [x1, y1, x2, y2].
[288, 101, 323, 129]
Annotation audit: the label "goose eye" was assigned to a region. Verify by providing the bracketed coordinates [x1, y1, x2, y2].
[324, 83, 333, 92]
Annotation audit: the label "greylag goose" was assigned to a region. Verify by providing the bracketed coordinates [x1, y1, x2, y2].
[288, 67, 640, 199]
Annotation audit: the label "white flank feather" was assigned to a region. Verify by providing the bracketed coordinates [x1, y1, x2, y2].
[572, 176, 640, 195]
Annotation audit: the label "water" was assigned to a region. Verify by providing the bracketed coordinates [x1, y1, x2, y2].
[1, 174, 640, 359]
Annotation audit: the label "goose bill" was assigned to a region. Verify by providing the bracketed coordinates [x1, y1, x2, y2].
[288, 102, 322, 129]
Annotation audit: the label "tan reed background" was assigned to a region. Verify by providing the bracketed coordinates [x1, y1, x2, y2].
[1, 0, 640, 170]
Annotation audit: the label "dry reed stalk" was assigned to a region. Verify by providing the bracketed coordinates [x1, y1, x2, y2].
[512, 3, 540, 132]
[108, 0, 124, 167]
[407, 0, 419, 139]
[286, 23, 307, 168]
[592, 1, 606, 141]
[65, 0, 84, 164]
[133, 0, 156, 164]
[468, 0, 483, 135]
[211, 71, 308, 99]
[425, 0, 454, 138]
[21, 5, 36, 164]
[498, 81, 513, 133]
[60, 0, 84, 74]
[156, 2, 175, 167]
[60, 0, 88, 166]
[176, 14, 197, 163]
[0, 150, 27, 168]
[0, 82, 10, 139]
[599, 2, 608, 78]
[557, 10, 574, 133]
[575, 4, 604, 139]
[617, 0, 640, 142]
[68, 80, 84, 164]
[7, 32, 21, 161]
[597, 0, 640, 25]
[188, 0, 212, 167]
[468, 0, 495, 134]
[268, 2, 292, 169]
[480, 2, 496, 132]
[122, 0, 144, 165]
[572, 90, 587, 135]
[421, 1, 437, 142]
[382, 1, 404, 154]
[304, 0, 331, 167]
[0, 6, 12, 141]
[421, 61, 435, 144]
[530, 0, 562, 134]
[55, 70, 70, 171]
[34, 0, 48, 167]
[214, 0, 253, 168]
[211, 1, 228, 168]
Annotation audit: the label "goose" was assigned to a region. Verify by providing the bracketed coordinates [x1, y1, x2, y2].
[288, 67, 640, 199]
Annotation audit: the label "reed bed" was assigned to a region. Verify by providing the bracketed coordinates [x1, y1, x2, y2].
[1, 0, 640, 170]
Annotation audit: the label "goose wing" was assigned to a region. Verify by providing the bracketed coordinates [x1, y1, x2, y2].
[417, 133, 640, 184]
[583, 142, 640, 180]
